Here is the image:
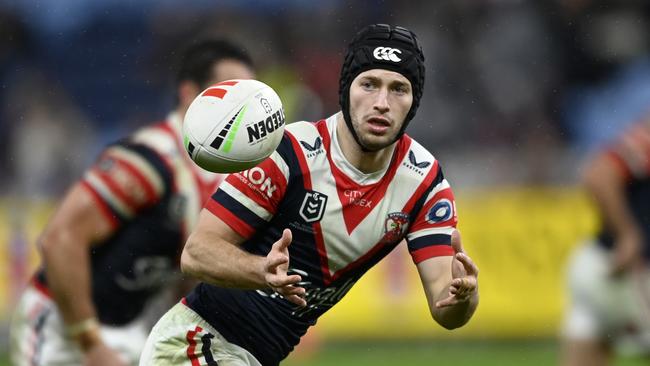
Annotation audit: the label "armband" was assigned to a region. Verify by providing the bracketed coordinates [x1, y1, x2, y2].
[64, 317, 100, 338]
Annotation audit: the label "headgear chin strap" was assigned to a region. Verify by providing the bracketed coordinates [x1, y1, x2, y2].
[339, 24, 426, 152]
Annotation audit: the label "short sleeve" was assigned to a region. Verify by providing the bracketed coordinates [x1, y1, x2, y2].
[81, 142, 171, 227]
[406, 165, 457, 264]
[204, 138, 292, 238]
[606, 123, 650, 180]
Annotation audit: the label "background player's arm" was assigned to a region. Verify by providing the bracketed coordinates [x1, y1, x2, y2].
[416, 231, 479, 330]
[582, 152, 643, 272]
[39, 183, 116, 350]
[181, 210, 306, 306]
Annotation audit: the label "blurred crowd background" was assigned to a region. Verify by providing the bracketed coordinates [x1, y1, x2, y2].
[4, 0, 650, 195]
[2, 0, 650, 363]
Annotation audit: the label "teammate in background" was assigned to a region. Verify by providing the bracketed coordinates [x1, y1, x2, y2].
[141, 24, 479, 366]
[561, 121, 650, 366]
[9, 39, 255, 366]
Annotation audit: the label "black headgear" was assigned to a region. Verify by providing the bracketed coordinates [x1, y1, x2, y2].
[339, 24, 425, 151]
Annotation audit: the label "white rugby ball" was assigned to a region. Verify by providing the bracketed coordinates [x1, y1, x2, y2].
[183, 79, 285, 173]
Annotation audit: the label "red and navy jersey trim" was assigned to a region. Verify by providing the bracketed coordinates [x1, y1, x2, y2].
[208, 190, 267, 237]
[87, 141, 174, 225]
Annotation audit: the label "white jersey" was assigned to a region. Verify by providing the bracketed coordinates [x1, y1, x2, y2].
[185, 115, 458, 365]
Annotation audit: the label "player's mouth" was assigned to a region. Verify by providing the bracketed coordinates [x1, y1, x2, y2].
[366, 116, 391, 134]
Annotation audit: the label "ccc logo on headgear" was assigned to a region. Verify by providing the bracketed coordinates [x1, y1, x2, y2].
[373, 47, 402, 62]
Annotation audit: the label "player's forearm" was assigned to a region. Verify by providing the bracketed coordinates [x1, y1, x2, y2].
[40, 229, 97, 325]
[181, 234, 267, 289]
[431, 288, 479, 330]
[583, 157, 641, 237]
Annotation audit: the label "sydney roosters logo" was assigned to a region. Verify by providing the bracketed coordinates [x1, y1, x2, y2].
[380, 212, 409, 244]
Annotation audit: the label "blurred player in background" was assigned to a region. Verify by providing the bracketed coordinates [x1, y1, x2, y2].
[140, 24, 479, 366]
[9, 39, 255, 366]
[561, 120, 650, 366]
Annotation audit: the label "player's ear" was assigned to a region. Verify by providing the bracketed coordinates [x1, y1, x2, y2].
[179, 80, 201, 110]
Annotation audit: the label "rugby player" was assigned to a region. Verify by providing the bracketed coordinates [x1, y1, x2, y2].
[562, 121, 650, 366]
[10, 39, 255, 366]
[141, 24, 480, 366]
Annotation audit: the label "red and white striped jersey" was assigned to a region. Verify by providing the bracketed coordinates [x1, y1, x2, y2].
[599, 120, 650, 257]
[186, 114, 458, 365]
[35, 113, 224, 325]
[607, 120, 650, 180]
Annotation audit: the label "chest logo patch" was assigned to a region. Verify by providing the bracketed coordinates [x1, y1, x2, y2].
[380, 212, 409, 244]
[300, 190, 328, 223]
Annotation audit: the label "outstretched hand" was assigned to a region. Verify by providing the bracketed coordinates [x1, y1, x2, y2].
[436, 230, 479, 308]
[611, 232, 645, 276]
[264, 229, 307, 307]
[83, 343, 128, 366]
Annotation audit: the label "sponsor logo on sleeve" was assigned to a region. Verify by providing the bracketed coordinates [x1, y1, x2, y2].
[239, 167, 278, 198]
[426, 199, 454, 224]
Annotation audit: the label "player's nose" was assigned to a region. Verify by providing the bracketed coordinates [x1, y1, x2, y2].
[373, 88, 390, 112]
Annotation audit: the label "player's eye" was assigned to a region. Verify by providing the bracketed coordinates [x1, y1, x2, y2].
[392, 84, 409, 95]
[360, 79, 377, 90]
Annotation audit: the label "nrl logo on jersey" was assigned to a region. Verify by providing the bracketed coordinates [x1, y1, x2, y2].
[299, 190, 328, 223]
[380, 212, 409, 244]
[299, 137, 323, 158]
[402, 150, 431, 176]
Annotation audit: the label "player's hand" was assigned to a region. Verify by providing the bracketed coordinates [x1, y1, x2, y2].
[83, 342, 128, 366]
[264, 229, 307, 307]
[611, 231, 644, 275]
[436, 230, 479, 308]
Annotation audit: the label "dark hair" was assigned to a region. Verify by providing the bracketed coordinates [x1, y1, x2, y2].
[176, 39, 254, 88]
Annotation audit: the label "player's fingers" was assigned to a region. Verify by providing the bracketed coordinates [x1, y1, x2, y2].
[273, 229, 293, 251]
[278, 284, 306, 297]
[455, 252, 479, 277]
[266, 254, 289, 271]
[451, 277, 477, 292]
[267, 274, 302, 288]
[435, 294, 458, 308]
[450, 229, 464, 254]
[285, 294, 307, 307]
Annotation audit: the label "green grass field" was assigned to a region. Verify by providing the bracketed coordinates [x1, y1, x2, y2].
[281, 340, 649, 366]
[1, 340, 647, 365]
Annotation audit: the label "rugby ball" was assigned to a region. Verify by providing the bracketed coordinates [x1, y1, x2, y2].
[183, 79, 285, 173]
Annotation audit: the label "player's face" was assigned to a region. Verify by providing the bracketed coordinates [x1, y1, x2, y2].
[348, 69, 413, 151]
[209, 58, 255, 84]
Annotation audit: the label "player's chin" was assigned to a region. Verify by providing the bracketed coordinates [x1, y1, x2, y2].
[359, 135, 396, 151]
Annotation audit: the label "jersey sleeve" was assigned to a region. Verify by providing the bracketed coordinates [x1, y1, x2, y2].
[205, 136, 292, 239]
[80, 142, 171, 228]
[406, 165, 457, 264]
[605, 123, 650, 180]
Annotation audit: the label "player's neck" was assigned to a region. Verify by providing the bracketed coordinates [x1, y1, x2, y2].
[335, 113, 396, 174]
[175, 105, 188, 126]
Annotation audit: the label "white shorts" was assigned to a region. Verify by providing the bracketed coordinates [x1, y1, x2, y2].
[562, 241, 650, 354]
[9, 284, 150, 366]
[139, 301, 261, 366]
